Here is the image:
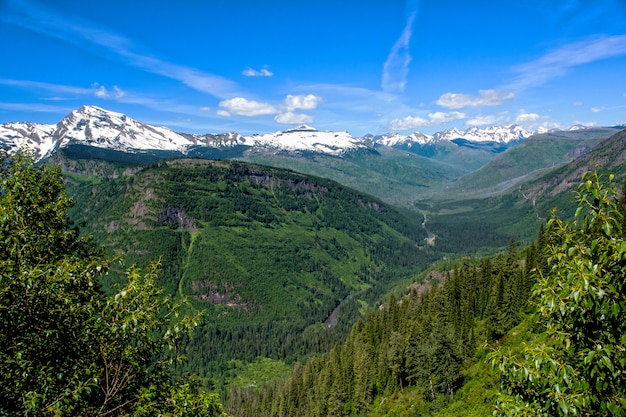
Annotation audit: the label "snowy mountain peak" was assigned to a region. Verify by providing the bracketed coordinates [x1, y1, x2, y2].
[0, 106, 550, 161]
[374, 131, 435, 147]
[0, 106, 367, 159]
[285, 125, 317, 132]
[433, 124, 530, 143]
[51, 105, 198, 156]
[246, 127, 365, 155]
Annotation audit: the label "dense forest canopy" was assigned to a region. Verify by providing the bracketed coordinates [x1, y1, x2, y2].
[1, 148, 624, 416]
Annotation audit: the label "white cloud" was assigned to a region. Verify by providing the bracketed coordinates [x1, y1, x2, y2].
[274, 112, 313, 125]
[428, 111, 466, 124]
[509, 35, 626, 90]
[94, 85, 108, 97]
[436, 89, 515, 109]
[242, 66, 274, 77]
[217, 94, 322, 123]
[591, 106, 605, 113]
[112, 85, 125, 98]
[389, 111, 466, 130]
[285, 94, 321, 111]
[515, 111, 540, 123]
[218, 97, 277, 116]
[465, 115, 499, 127]
[389, 115, 429, 130]
[573, 101, 583, 106]
[381, 9, 417, 93]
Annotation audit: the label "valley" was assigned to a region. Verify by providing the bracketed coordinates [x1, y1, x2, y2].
[2, 106, 626, 416]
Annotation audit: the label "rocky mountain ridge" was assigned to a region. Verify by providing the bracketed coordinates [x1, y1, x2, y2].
[0, 105, 593, 160]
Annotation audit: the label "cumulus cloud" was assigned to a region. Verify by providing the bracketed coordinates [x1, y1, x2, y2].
[465, 114, 499, 127]
[274, 112, 313, 124]
[428, 111, 466, 124]
[389, 115, 429, 130]
[90, 82, 125, 98]
[242, 66, 274, 77]
[217, 94, 321, 125]
[389, 111, 465, 130]
[218, 97, 277, 117]
[94, 85, 108, 97]
[436, 89, 515, 109]
[285, 94, 321, 111]
[515, 111, 541, 123]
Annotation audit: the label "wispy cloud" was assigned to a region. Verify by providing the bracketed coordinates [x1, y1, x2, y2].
[389, 111, 465, 130]
[242, 66, 274, 77]
[0, 78, 127, 100]
[436, 89, 515, 109]
[381, 1, 419, 93]
[0, 78, 94, 96]
[508, 34, 626, 91]
[2, 0, 243, 99]
[0, 101, 72, 114]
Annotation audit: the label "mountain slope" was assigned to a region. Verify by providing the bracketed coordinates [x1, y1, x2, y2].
[421, 128, 626, 253]
[448, 127, 621, 197]
[61, 154, 440, 386]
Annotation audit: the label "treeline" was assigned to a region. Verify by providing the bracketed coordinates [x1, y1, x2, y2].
[229, 238, 546, 416]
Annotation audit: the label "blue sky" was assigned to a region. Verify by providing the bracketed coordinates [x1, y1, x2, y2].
[1, 0, 625, 136]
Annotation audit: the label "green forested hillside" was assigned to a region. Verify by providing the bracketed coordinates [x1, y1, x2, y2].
[228, 240, 536, 416]
[229, 169, 626, 416]
[0, 152, 227, 416]
[24, 128, 625, 415]
[241, 147, 469, 208]
[449, 128, 619, 196]
[62, 156, 440, 389]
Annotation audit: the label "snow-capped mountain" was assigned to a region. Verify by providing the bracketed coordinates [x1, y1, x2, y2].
[0, 106, 367, 160]
[371, 131, 435, 147]
[0, 106, 555, 162]
[247, 125, 365, 155]
[432, 125, 530, 143]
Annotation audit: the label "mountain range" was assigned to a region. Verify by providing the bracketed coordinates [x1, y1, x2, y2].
[1, 105, 538, 160]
